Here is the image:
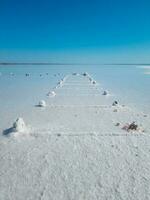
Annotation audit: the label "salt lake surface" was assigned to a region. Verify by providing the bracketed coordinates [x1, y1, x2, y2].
[0, 64, 149, 117]
[0, 65, 150, 200]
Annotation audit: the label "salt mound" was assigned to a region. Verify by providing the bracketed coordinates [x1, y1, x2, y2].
[57, 80, 63, 87]
[13, 118, 27, 133]
[38, 100, 46, 107]
[72, 72, 77, 75]
[47, 91, 56, 97]
[102, 90, 109, 96]
[82, 72, 89, 77]
[112, 101, 118, 106]
[10, 72, 14, 76]
[92, 80, 96, 84]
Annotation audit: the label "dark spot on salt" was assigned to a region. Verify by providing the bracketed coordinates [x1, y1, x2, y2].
[128, 122, 138, 131]
[82, 72, 87, 76]
[115, 123, 120, 126]
[72, 73, 77, 75]
[102, 91, 108, 95]
[112, 101, 118, 106]
[113, 109, 117, 112]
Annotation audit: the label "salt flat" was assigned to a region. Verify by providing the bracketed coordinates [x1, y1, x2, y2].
[0, 73, 150, 200]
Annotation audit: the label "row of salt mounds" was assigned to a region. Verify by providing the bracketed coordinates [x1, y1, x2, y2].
[47, 75, 68, 97]
[48, 72, 103, 105]
[82, 72, 97, 85]
[54, 75, 69, 89]
[2, 72, 112, 136]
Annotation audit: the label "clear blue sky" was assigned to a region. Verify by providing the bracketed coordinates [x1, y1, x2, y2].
[1, 0, 150, 63]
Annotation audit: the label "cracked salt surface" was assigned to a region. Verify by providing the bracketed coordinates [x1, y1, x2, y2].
[0, 73, 150, 200]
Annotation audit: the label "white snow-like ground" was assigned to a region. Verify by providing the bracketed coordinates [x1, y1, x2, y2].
[0, 73, 150, 200]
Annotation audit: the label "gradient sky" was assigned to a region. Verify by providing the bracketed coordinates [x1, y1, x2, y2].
[0, 0, 150, 63]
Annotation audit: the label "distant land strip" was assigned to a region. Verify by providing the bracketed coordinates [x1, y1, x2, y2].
[0, 62, 150, 66]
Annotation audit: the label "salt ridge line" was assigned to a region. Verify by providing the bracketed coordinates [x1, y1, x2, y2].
[55, 87, 100, 90]
[62, 83, 97, 85]
[36, 104, 149, 117]
[35, 101, 149, 117]
[52, 94, 113, 97]
[54, 85, 103, 90]
[44, 105, 112, 108]
[28, 131, 147, 137]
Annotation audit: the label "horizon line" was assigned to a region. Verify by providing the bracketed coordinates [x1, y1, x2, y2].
[0, 62, 150, 66]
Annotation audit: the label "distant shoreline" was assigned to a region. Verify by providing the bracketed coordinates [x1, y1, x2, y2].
[0, 63, 150, 66]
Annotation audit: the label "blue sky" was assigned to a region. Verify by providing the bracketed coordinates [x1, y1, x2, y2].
[0, 0, 150, 62]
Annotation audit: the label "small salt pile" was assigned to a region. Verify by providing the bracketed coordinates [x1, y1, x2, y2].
[92, 80, 96, 84]
[47, 91, 56, 97]
[58, 80, 63, 87]
[82, 72, 88, 76]
[38, 100, 46, 107]
[72, 72, 77, 75]
[13, 118, 26, 133]
[102, 90, 108, 95]
[112, 101, 118, 106]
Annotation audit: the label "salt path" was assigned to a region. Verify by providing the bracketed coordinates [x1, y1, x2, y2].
[0, 73, 150, 200]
